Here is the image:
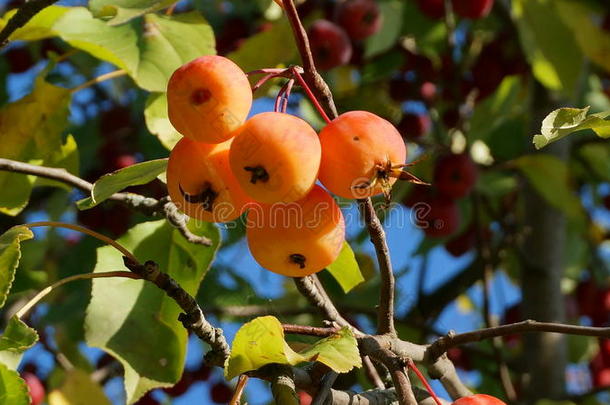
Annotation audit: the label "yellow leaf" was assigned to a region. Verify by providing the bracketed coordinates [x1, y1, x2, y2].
[48, 369, 111, 405]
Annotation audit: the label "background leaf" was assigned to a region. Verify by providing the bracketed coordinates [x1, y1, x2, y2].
[0, 226, 33, 309]
[89, 0, 175, 26]
[53, 8, 215, 92]
[0, 317, 38, 370]
[48, 369, 112, 405]
[325, 242, 364, 293]
[0, 363, 29, 405]
[85, 219, 220, 403]
[0, 77, 71, 216]
[533, 107, 610, 149]
[144, 93, 181, 150]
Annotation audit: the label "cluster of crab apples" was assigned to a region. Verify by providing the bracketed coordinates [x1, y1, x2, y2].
[166, 55, 408, 277]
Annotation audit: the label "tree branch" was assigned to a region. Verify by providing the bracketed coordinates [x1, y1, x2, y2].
[426, 320, 610, 362]
[0, 0, 59, 47]
[0, 158, 211, 246]
[270, 365, 300, 405]
[122, 257, 230, 366]
[283, 323, 339, 337]
[359, 198, 396, 336]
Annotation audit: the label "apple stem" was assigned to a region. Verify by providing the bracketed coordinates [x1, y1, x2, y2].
[229, 375, 249, 405]
[406, 359, 443, 405]
[291, 67, 332, 124]
[25, 221, 137, 262]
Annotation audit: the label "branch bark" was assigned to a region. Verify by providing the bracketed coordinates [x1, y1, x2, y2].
[122, 257, 230, 366]
[0, 158, 211, 246]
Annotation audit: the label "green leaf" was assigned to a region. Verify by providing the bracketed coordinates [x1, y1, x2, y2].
[0, 6, 69, 41]
[325, 242, 364, 293]
[85, 219, 220, 403]
[144, 93, 181, 150]
[469, 76, 524, 142]
[225, 316, 361, 380]
[228, 18, 296, 73]
[48, 369, 112, 405]
[363, 0, 403, 58]
[512, 0, 583, 95]
[53, 8, 215, 92]
[0, 317, 38, 370]
[513, 154, 584, 222]
[296, 327, 361, 373]
[532, 107, 610, 149]
[77, 159, 167, 209]
[0, 363, 29, 405]
[90, 0, 175, 26]
[0, 226, 34, 309]
[36, 135, 80, 190]
[0, 317, 37, 353]
[578, 143, 610, 182]
[0, 76, 71, 216]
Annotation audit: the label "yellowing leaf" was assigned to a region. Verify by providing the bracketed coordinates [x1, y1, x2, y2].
[225, 316, 361, 380]
[0, 6, 68, 41]
[48, 369, 111, 405]
[533, 107, 610, 149]
[326, 242, 364, 293]
[0, 76, 71, 215]
[0, 226, 34, 309]
[0, 363, 29, 405]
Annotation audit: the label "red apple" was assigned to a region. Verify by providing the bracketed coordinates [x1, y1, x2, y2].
[453, 394, 506, 405]
[210, 381, 234, 403]
[308, 20, 352, 70]
[418, 195, 460, 238]
[416, 0, 445, 20]
[398, 112, 431, 140]
[336, 0, 382, 40]
[451, 0, 494, 20]
[22, 372, 45, 405]
[434, 153, 478, 199]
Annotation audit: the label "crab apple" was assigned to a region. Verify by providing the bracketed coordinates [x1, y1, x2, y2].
[22, 372, 45, 405]
[447, 347, 473, 371]
[318, 111, 406, 199]
[229, 112, 321, 204]
[167, 55, 252, 144]
[453, 394, 507, 405]
[299, 391, 313, 405]
[163, 372, 193, 397]
[416, 0, 445, 20]
[308, 20, 353, 70]
[167, 137, 250, 223]
[246, 185, 345, 277]
[403, 184, 431, 208]
[420, 81, 437, 103]
[398, 112, 431, 140]
[193, 363, 212, 381]
[451, 0, 494, 19]
[416, 195, 460, 238]
[336, 0, 382, 41]
[434, 153, 478, 199]
[445, 226, 476, 257]
[210, 382, 234, 403]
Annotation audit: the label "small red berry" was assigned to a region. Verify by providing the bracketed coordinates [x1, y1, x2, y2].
[397, 113, 431, 140]
[451, 0, 494, 20]
[163, 372, 193, 397]
[22, 372, 45, 405]
[336, 0, 382, 41]
[416, 0, 445, 20]
[445, 226, 476, 257]
[434, 153, 478, 199]
[452, 394, 507, 405]
[210, 382, 234, 404]
[308, 20, 353, 70]
[299, 391, 313, 405]
[416, 195, 460, 238]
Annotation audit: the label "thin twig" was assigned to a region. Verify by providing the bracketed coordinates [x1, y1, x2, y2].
[359, 198, 396, 336]
[0, 158, 211, 246]
[71, 70, 128, 93]
[122, 257, 231, 366]
[0, 0, 59, 47]
[229, 375, 249, 405]
[427, 321, 610, 361]
[363, 355, 386, 389]
[26, 221, 136, 262]
[473, 193, 517, 402]
[372, 349, 418, 405]
[16, 271, 140, 319]
[282, 323, 339, 337]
